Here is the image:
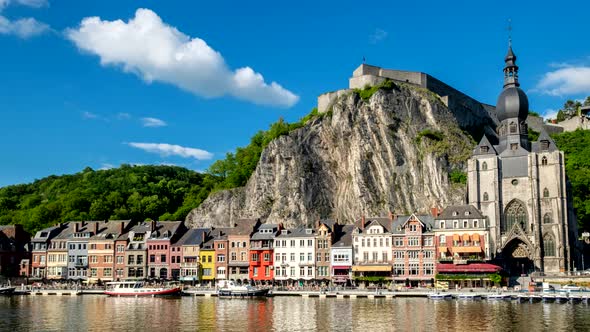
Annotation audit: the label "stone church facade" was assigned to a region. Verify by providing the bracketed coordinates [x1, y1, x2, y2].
[467, 44, 578, 274]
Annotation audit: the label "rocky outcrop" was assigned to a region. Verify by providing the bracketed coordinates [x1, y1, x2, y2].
[186, 83, 493, 228]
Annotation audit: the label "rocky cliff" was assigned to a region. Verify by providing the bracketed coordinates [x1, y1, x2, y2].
[186, 82, 493, 228]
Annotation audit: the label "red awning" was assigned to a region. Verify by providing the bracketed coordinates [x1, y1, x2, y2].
[436, 263, 502, 273]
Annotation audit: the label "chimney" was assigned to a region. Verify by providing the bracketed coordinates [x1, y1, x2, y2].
[119, 221, 125, 235]
[361, 216, 366, 230]
[388, 211, 393, 221]
[430, 207, 440, 217]
[316, 219, 320, 229]
[151, 220, 156, 232]
[94, 222, 99, 235]
[74, 222, 80, 233]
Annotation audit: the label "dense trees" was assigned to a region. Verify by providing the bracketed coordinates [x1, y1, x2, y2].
[552, 129, 590, 231]
[0, 165, 220, 233]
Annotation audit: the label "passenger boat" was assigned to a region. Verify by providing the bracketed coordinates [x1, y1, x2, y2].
[104, 281, 182, 297]
[428, 293, 452, 300]
[486, 293, 511, 300]
[542, 294, 556, 302]
[554, 294, 569, 303]
[529, 294, 543, 303]
[457, 293, 481, 300]
[217, 280, 270, 298]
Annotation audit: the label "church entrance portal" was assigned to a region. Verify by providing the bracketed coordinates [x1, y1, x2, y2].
[502, 239, 535, 276]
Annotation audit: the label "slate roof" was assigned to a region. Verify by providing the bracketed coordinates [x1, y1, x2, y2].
[354, 217, 392, 233]
[276, 227, 316, 238]
[435, 205, 485, 220]
[176, 228, 209, 246]
[391, 214, 435, 234]
[250, 223, 280, 240]
[332, 225, 355, 248]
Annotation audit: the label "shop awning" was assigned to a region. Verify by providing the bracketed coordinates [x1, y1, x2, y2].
[352, 265, 392, 272]
[472, 233, 480, 241]
[332, 266, 351, 270]
[462, 234, 470, 241]
[452, 246, 482, 253]
[436, 263, 501, 273]
[453, 234, 460, 241]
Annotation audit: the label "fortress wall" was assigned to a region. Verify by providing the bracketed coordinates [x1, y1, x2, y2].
[318, 89, 351, 113]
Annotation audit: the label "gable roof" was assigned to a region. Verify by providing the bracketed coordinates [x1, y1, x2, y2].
[391, 215, 435, 234]
[176, 228, 209, 246]
[473, 135, 498, 156]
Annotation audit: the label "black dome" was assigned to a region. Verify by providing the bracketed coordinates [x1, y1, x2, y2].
[496, 86, 528, 122]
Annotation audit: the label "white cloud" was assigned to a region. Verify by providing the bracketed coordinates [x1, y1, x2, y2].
[542, 108, 559, 121]
[99, 163, 114, 170]
[127, 142, 213, 160]
[0, 0, 49, 38]
[82, 111, 99, 119]
[141, 117, 167, 127]
[534, 65, 590, 96]
[369, 28, 388, 44]
[66, 8, 299, 108]
[117, 112, 131, 120]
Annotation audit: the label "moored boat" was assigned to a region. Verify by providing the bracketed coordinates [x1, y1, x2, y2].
[104, 281, 181, 297]
[486, 293, 511, 300]
[529, 294, 543, 303]
[428, 293, 452, 300]
[0, 286, 16, 295]
[217, 280, 270, 298]
[457, 293, 481, 300]
[542, 294, 556, 302]
[554, 295, 569, 303]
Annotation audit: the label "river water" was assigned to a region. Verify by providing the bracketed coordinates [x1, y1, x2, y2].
[1, 295, 589, 331]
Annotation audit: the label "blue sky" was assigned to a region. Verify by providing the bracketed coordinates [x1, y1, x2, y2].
[0, 0, 588, 186]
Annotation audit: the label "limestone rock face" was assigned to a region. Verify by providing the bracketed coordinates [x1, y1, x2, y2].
[186, 84, 491, 228]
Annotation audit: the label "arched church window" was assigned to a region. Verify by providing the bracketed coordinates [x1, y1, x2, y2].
[543, 234, 556, 257]
[541, 156, 548, 166]
[483, 192, 489, 201]
[543, 213, 552, 224]
[543, 188, 549, 198]
[481, 162, 488, 171]
[503, 200, 527, 233]
[509, 122, 517, 134]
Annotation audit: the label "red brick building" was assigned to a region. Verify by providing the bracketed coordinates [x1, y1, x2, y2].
[391, 214, 436, 287]
[146, 221, 185, 280]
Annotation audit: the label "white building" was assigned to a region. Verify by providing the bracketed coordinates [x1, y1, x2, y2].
[331, 225, 355, 284]
[273, 228, 316, 283]
[352, 217, 393, 280]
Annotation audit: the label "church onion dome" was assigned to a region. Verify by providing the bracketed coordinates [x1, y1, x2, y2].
[496, 44, 529, 122]
[496, 87, 529, 122]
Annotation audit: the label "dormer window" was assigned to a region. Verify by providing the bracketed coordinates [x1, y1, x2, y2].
[306, 229, 312, 234]
[541, 140, 549, 150]
[281, 230, 288, 235]
[481, 146, 489, 153]
[452, 211, 458, 216]
[464, 211, 470, 216]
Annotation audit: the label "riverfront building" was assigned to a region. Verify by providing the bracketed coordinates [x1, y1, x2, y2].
[249, 223, 280, 283]
[352, 217, 393, 282]
[146, 221, 185, 280]
[330, 225, 354, 285]
[177, 228, 208, 283]
[227, 219, 260, 283]
[273, 228, 317, 283]
[390, 214, 436, 286]
[315, 220, 335, 282]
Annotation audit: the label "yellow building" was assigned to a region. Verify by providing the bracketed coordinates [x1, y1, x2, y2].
[199, 248, 215, 284]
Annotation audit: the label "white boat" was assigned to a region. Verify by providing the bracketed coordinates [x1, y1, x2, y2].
[428, 293, 452, 300]
[558, 285, 583, 293]
[486, 293, 511, 300]
[0, 285, 15, 295]
[217, 280, 270, 298]
[104, 281, 181, 297]
[457, 293, 481, 300]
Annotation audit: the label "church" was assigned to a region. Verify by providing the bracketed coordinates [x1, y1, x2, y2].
[467, 44, 579, 274]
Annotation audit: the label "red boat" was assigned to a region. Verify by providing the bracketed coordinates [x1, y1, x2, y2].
[104, 281, 181, 297]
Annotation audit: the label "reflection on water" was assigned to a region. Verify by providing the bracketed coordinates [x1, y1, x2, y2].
[1, 296, 589, 331]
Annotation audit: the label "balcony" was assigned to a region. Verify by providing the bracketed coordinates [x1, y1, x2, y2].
[180, 262, 200, 268]
[74, 261, 88, 268]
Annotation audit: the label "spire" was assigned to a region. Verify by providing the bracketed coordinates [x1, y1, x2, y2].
[503, 19, 519, 88]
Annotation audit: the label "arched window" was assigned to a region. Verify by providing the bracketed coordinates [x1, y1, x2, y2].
[543, 234, 556, 257]
[543, 213, 552, 224]
[541, 156, 548, 166]
[543, 188, 549, 198]
[483, 192, 489, 201]
[503, 200, 527, 233]
[482, 162, 488, 171]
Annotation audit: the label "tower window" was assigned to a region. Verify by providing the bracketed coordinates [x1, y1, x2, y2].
[509, 122, 517, 134]
[541, 156, 548, 166]
[481, 146, 489, 153]
[543, 234, 556, 257]
[483, 192, 489, 201]
[543, 213, 552, 224]
[510, 143, 518, 151]
[481, 162, 488, 171]
[541, 140, 550, 150]
[543, 188, 549, 198]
